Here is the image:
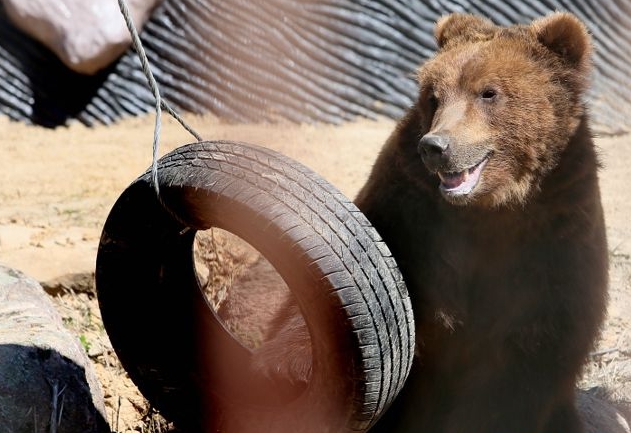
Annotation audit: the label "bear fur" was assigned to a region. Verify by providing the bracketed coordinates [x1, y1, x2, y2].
[256, 11, 609, 433]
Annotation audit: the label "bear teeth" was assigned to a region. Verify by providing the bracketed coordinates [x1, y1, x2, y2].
[438, 157, 489, 195]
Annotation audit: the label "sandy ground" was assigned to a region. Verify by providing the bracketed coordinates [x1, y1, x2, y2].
[0, 114, 629, 430]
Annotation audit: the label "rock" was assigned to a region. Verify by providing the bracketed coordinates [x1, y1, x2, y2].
[0, 264, 109, 433]
[42, 271, 95, 296]
[579, 388, 631, 433]
[3, 0, 163, 74]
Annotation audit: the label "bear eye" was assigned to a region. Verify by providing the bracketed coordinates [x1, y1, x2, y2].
[423, 88, 439, 113]
[429, 93, 439, 109]
[480, 89, 498, 101]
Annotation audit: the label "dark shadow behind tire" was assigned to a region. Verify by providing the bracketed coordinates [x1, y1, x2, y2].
[95, 141, 415, 432]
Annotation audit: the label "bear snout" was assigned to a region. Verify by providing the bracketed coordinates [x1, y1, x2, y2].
[418, 133, 451, 172]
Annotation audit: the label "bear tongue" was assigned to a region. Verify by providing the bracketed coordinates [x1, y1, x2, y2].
[438, 170, 468, 189]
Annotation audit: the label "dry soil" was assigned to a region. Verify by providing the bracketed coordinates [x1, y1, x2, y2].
[0, 114, 628, 431]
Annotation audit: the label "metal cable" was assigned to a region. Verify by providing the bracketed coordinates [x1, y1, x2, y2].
[117, 0, 203, 196]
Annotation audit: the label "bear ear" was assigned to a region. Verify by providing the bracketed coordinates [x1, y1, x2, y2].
[531, 12, 592, 68]
[434, 13, 496, 49]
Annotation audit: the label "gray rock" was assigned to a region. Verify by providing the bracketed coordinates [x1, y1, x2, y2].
[3, 0, 163, 74]
[0, 264, 109, 433]
[579, 389, 631, 433]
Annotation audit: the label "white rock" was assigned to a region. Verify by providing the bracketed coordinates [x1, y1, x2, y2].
[3, 0, 163, 74]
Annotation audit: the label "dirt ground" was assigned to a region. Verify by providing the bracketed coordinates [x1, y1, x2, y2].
[0, 113, 629, 431]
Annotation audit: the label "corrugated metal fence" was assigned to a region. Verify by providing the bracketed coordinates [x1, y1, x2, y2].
[0, 0, 629, 134]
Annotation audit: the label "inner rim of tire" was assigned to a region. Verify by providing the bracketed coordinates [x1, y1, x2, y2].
[192, 228, 312, 404]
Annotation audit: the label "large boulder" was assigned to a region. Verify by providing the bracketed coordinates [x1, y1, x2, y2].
[0, 264, 109, 433]
[2, 0, 163, 74]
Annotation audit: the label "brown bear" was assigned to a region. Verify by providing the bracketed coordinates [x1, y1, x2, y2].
[256, 11, 609, 433]
[353, 11, 609, 433]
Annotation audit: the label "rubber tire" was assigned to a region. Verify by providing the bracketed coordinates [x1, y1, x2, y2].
[96, 140, 415, 433]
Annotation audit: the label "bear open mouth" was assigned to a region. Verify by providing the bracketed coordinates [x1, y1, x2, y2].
[438, 156, 489, 196]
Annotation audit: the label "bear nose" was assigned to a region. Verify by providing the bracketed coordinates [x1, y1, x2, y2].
[418, 134, 449, 156]
[418, 134, 450, 171]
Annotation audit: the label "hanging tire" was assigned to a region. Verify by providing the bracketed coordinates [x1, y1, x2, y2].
[95, 140, 415, 433]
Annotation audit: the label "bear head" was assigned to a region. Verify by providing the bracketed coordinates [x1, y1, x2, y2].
[416, 12, 592, 207]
